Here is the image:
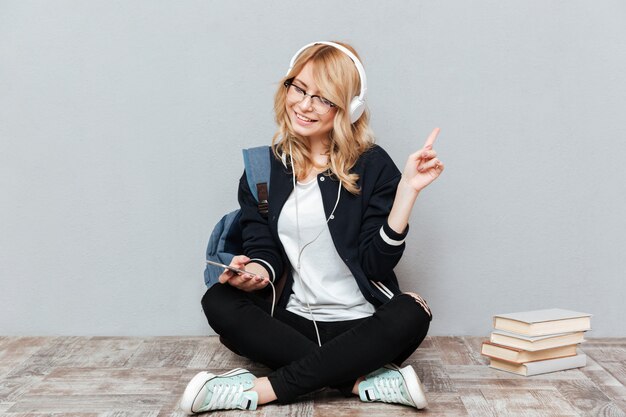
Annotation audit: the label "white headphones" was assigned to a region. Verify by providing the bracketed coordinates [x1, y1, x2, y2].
[286, 41, 368, 124]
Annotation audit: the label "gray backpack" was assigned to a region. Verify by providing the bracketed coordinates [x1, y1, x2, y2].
[204, 146, 271, 288]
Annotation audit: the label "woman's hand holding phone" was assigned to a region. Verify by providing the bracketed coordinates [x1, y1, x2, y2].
[217, 255, 270, 292]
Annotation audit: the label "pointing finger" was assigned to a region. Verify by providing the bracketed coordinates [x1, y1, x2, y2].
[423, 128, 441, 150]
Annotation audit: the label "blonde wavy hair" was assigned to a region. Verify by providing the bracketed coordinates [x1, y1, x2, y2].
[271, 41, 375, 195]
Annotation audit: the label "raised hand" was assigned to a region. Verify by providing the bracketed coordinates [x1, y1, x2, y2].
[401, 128, 444, 193]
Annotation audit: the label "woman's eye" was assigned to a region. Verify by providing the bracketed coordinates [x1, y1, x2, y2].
[294, 86, 305, 94]
[320, 98, 334, 107]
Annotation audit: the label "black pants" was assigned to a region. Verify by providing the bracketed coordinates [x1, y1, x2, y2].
[202, 283, 431, 403]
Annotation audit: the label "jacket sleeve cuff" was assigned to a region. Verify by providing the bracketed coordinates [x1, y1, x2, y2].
[379, 222, 409, 247]
[248, 258, 276, 282]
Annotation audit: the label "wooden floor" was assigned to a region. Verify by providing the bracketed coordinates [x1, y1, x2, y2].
[0, 336, 625, 417]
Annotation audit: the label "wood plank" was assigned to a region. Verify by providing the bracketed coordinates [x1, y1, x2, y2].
[4, 337, 85, 377]
[154, 370, 197, 417]
[27, 367, 182, 395]
[459, 391, 498, 417]
[480, 386, 576, 417]
[0, 337, 51, 378]
[410, 392, 469, 416]
[445, 364, 589, 381]
[1, 336, 625, 416]
[6, 395, 164, 413]
[206, 341, 271, 373]
[0, 337, 88, 401]
[529, 387, 586, 416]
[5, 367, 180, 413]
[433, 336, 482, 365]
[405, 345, 442, 362]
[156, 410, 187, 417]
[0, 402, 15, 412]
[124, 337, 207, 368]
[68, 337, 144, 367]
[260, 396, 314, 417]
[185, 337, 221, 369]
[418, 360, 457, 393]
[0, 413, 100, 417]
[554, 379, 626, 417]
[601, 362, 626, 387]
[453, 377, 562, 390]
[584, 346, 626, 363]
[464, 336, 491, 366]
[313, 392, 468, 416]
[586, 338, 626, 346]
[580, 356, 626, 413]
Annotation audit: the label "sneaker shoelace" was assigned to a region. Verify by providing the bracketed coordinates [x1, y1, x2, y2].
[372, 375, 413, 406]
[205, 383, 246, 411]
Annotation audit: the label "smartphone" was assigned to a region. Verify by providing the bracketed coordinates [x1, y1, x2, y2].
[205, 260, 264, 280]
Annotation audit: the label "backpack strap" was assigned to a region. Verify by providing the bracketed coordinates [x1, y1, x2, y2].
[242, 146, 271, 217]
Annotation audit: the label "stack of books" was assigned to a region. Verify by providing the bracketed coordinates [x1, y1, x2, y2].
[482, 308, 591, 376]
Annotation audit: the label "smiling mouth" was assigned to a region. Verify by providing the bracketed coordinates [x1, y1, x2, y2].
[295, 112, 317, 122]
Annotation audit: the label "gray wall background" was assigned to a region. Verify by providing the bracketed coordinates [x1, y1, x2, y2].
[1, 1, 625, 337]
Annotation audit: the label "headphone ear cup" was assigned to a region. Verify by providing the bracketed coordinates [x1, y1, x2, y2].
[349, 97, 366, 123]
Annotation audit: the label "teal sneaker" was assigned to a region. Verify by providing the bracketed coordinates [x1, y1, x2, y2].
[180, 368, 258, 414]
[358, 364, 428, 409]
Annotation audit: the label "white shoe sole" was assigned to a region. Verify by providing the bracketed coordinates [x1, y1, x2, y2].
[180, 371, 214, 414]
[180, 368, 250, 414]
[397, 365, 428, 409]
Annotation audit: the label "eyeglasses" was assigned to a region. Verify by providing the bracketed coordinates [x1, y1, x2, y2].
[284, 79, 337, 115]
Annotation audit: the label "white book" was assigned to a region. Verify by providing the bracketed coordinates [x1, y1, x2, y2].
[490, 352, 587, 376]
[481, 341, 578, 364]
[493, 308, 591, 336]
[490, 329, 586, 351]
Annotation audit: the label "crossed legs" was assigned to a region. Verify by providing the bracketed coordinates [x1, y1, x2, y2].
[201, 283, 431, 404]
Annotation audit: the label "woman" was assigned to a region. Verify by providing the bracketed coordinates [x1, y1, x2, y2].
[181, 41, 444, 414]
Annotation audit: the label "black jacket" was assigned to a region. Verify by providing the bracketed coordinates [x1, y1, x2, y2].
[238, 144, 409, 307]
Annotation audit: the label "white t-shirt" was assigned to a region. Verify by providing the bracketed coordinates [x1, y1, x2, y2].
[277, 177, 376, 321]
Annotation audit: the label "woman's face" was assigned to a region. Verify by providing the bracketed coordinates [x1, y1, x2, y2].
[285, 61, 337, 145]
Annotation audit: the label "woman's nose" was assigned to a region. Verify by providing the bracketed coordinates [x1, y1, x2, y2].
[297, 95, 314, 111]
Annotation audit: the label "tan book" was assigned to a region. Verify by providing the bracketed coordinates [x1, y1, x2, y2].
[481, 341, 577, 364]
[489, 353, 586, 376]
[490, 329, 585, 351]
[493, 308, 591, 336]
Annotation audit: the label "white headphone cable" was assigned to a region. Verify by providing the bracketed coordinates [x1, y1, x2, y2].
[289, 143, 342, 347]
[267, 279, 276, 317]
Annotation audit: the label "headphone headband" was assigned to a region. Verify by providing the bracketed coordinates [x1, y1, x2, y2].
[286, 41, 368, 123]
